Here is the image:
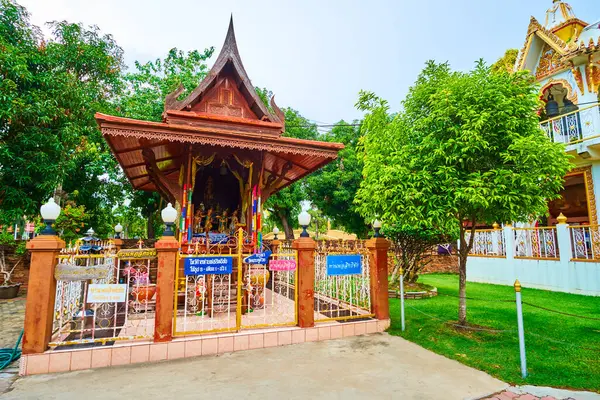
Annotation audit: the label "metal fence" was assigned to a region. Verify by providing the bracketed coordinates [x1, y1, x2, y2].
[314, 240, 373, 322]
[513, 227, 559, 259]
[465, 229, 506, 257]
[569, 225, 600, 260]
[51, 238, 157, 347]
[540, 102, 600, 145]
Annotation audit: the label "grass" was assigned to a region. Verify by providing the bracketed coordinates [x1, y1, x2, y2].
[388, 274, 600, 392]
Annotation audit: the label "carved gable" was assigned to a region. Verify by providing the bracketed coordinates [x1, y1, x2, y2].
[191, 76, 258, 120]
[536, 43, 565, 79]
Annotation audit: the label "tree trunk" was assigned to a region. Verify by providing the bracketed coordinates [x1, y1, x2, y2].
[278, 210, 295, 240]
[457, 219, 477, 326]
[458, 252, 468, 326]
[147, 212, 155, 239]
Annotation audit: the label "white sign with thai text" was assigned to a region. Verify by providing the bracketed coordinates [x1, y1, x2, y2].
[87, 284, 128, 303]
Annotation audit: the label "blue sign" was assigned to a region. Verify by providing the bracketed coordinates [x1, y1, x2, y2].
[326, 254, 362, 276]
[192, 232, 230, 244]
[243, 250, 272, 265]
[184, 257, 233, 276]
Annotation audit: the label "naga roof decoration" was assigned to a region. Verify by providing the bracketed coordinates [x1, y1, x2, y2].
[517, 17, 570, 71]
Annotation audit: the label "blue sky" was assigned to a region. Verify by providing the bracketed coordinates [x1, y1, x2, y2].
[19, 0, 599, 125]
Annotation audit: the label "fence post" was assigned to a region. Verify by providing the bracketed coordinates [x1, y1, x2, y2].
[154, 236, 178, 342]
[292, 236, 316, 328]
[504, 224, 515, 261]
[366, 237, 390, 320]
[514, 279, 527, 379]
[399, 267, 405, 331]
[22, 235, 65, 354]
[556, 213, 571, 263]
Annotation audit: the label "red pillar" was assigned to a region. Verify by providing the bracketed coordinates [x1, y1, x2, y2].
[154, 236, 178, 342]
[366, 237, 390, 320]
[23, 235, 65, 354]
[292, 237, 316, 328]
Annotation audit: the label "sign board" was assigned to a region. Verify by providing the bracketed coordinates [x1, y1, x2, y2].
[87, 284, 128, 303]
[244, 250, 272, 265]
[117, 248, 157, 260]
[326, 254, 362, 276]
[184, 256, 233, 276]
[269, 259, 296, 272]
[55, 262, 112, 282]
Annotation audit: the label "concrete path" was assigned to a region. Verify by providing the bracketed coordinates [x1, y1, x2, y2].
[3, 333, 506, 400]
[0, 298, 25, 395]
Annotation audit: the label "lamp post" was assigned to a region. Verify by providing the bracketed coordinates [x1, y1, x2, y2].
[40, 198, 61, 235]
[273, 226, 280, 241]
[373, 219, 382, 238]
[114, 223, 123, 239]
[161, 203, 178, 236]
[298, 211, 311, 238]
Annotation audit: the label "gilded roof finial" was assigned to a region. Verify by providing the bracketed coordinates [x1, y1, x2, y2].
[545, 0, 576, 29]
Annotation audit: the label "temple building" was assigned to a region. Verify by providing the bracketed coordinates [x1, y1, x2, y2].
[96, 18, 343, 244]
[516, 0, 600, 225]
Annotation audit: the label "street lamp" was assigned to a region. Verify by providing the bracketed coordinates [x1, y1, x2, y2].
[40, 198, 61, 235]
[373, 219, 382, 238]
[161, 203, 178, 236]
[114, 223, 123, 239]
[273, 226, 280, 240]
[298, 211, 311, 238]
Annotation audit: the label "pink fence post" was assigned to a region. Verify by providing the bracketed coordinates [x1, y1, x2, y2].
[366, 237, 390, 320]
[292, 237, 316, 328]
[23, 235, 65, 354]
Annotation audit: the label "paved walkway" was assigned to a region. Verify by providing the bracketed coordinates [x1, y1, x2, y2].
[483, 386, 600, 400]
[0, 298, 25, 395]
[4, 334, 506, 399]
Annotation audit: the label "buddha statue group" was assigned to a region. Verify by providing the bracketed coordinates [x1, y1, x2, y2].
[193, 204, 241, 235]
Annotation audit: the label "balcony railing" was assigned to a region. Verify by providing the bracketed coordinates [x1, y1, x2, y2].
[513, 227, 559, 259]
[465, 229, 506, 257]
[569, 225, 600, 260]
[540, 103, 600, 145]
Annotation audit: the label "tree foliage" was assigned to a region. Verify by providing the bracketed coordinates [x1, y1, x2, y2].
[305, 121, 368, 237]
[0, 0, 125, 228]
[491, 49, 518, 75]
[264, 108, 319, 239]
[356, 60, 572, 324]
[116, 46, 214, 237]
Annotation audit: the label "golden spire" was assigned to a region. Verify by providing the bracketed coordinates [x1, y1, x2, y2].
[545, 0, 576, 29]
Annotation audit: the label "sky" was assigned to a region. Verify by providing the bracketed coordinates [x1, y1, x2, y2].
[17, 0, 600, 125]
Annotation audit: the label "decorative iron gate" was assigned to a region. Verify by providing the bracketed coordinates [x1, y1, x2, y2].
[173, 230, 297, 336]
[313, 240, 373, 322]
[51, 239, 157, 347]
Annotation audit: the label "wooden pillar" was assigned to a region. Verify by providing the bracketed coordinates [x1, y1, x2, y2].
[23, 235, 65, 354]
[292, 237, 316, 328]
[113, 238, 123, 252]
[366, 237, 390, 320]
[154, 236, 178, 342]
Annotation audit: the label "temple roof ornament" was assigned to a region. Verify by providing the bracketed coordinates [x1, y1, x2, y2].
[544, 0, 576, 29]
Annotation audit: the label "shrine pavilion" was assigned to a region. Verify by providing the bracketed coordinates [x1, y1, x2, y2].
[96, 18, 343, 243]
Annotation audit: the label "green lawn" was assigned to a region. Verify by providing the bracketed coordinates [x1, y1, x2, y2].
[388, 274, 600, 392]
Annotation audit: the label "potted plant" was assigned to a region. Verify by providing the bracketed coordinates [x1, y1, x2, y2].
[0, 233, 26, 299]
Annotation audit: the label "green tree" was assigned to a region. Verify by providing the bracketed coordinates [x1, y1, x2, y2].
[116, 46, 214, 237]
[264, 109, 319, 239]
[491, 49, 518, 74]
[356, 60, 572, 325]
[0, 0, 125, 228]
[305, 121, 368, 237]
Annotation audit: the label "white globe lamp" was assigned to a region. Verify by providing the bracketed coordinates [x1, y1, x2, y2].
[298, 211, 311, 238]
[40, 198, 61, 235]
[114, 223, 123, 239]
[161, 203, 178, 236]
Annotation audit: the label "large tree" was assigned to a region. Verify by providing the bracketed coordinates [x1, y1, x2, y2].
[306, 121, 368, 237]
[116, 46, 214, 237]
[356, 60, 571, 325]
[0, 0, 124, 227]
